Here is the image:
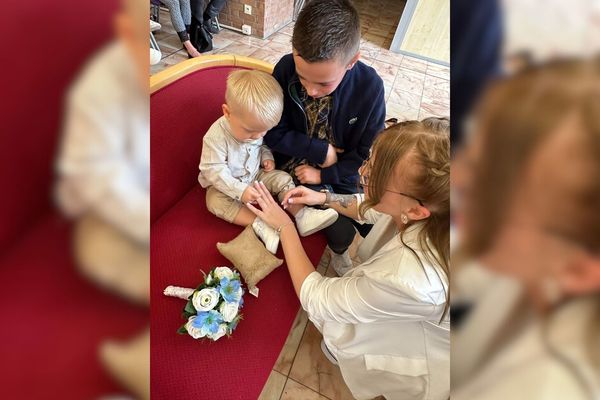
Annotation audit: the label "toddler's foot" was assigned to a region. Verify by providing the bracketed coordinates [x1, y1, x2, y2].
[252, 218, 279, 254]
[295, 207, 338, 237]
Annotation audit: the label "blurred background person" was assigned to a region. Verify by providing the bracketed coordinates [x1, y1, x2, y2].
[161, 0, 202, 57]
[55, 0, 150, 399]
[451, 58, 600, 399]
[450, 0, 503, 147]
[0, 0, 148, 397]
[199, 0, 227, 34]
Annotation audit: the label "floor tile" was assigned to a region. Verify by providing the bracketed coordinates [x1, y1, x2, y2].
[375, 50, 404, 66]
[249, 48, 286, 65]
[370, 60, 399, 86]
[359, 41, 382, 61]
[419, 96, 450, 119]
[269, 32, 293, 45]
[216, 42, 262, 57]
[386, 101, 420, 122]
[151, 50, 188, 75]
[422, 75, 450, 105]
[280, 378, 330, 400]
[261, 40, 292, 54]
[426, 62, 450, 80]
[273, 309, 310, 376]
[393, 67, 426, 96]
[279, 23, 295, 36]
[288, 322, 355, 399]
[234, 34, 270, 48]
[388, 87, 422, 109]
[400, 55, 428, 74]
[258, 370, 288, 400]
[211, 35, 236, 52]
[155, 33, 183, 57]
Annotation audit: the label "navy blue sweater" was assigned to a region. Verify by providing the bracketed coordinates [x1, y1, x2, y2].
[265, 54, 386, 188]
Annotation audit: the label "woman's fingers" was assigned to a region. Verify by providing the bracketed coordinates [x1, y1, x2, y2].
[282, 187, 302, 205]
[252, 181, 268, 200]
[245, 201, 263, 218]
[257, 181, 276, 205]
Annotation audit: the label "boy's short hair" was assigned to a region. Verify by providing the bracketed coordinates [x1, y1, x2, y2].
[225, 70, 284, 128]
[292, 0, 361, 64]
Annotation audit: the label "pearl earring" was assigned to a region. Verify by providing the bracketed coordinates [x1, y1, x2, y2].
[401, 214, 409, 224]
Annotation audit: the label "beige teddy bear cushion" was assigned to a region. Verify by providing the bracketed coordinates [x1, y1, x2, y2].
[217, 225, 283, 297]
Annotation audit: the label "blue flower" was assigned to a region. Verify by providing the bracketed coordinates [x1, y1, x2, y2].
[218, 277, 242, 303]
[191, 310, 223, 335]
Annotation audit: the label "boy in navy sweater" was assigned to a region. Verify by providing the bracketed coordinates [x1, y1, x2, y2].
[265, 0, 386, 274]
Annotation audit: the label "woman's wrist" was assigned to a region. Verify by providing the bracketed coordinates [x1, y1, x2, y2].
[318, 190, 329, 206]
[276, 220, 295, 233]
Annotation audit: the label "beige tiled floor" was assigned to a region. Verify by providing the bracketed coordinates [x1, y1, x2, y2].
[152, 1, 448, 398]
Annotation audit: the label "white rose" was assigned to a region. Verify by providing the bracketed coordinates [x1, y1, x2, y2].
[208, 323, 228, 341]
[185, 316, 207, 339]
[219, 301, 239, 323]
[192, 288, 220, 312]
[213, 266, 234, 281]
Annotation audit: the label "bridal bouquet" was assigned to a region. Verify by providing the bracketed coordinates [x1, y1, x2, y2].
[164, 266, 244, 341]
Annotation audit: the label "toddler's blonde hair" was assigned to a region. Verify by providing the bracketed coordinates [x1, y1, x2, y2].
[226, 70, 284, 128]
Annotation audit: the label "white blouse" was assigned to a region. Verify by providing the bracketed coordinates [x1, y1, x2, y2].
[299, 196, 450, 400]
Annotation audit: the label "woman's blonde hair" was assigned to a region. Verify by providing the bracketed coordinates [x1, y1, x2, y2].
[463, 58, 600, 257]
[463, 57, 600, 380]
[225, 70, 284, 128]
[360, 118, 451, 319]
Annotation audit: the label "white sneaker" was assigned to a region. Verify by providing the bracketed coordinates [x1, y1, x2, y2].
[329, 247, 353, 276]
[295, 207, 338, 237]
[252, 218, 279, 254]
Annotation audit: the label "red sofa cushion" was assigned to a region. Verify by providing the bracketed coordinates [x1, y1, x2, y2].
[151, 186, 326, 399]
[151, 66, 239, 223]
[0, 0, 119, 254]
[0, 213, 147, 399]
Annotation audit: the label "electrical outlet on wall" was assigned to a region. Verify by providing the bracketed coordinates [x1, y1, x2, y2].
[242, 24, 252, 35]
[244, 4, 252, 15]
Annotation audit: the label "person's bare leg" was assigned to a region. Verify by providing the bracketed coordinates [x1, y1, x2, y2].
[232, 207, 257, 226]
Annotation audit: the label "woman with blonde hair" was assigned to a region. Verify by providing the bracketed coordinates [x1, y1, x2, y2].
[246, 118, 451, 400]
[452, 58, 600, 399]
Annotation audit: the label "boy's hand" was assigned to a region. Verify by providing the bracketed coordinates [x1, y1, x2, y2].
[262, 159, 275, 172]
[320, 144, 343, 168]
[241, 185, 261, 204]
[294, 165, 321, 184]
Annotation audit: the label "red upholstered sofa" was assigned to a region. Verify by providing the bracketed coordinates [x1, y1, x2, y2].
[150, 55, 327, 399]
[0, 1, 147, 398]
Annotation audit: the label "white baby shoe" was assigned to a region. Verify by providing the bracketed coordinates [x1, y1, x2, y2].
[295, 207, 338, 237]
[252, 217, 280, 254]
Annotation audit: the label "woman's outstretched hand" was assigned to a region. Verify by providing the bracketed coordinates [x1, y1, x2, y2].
[245, 181, 293, 230]
[281, 186, 326, 209]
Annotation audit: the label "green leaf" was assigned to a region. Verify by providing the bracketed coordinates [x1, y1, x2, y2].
[177, 325, 188, 335]
[184, 299, 196, 315]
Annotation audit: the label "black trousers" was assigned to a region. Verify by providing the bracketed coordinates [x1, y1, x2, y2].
[324, 214, 373, 254]
[191, 0, 227, 20]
